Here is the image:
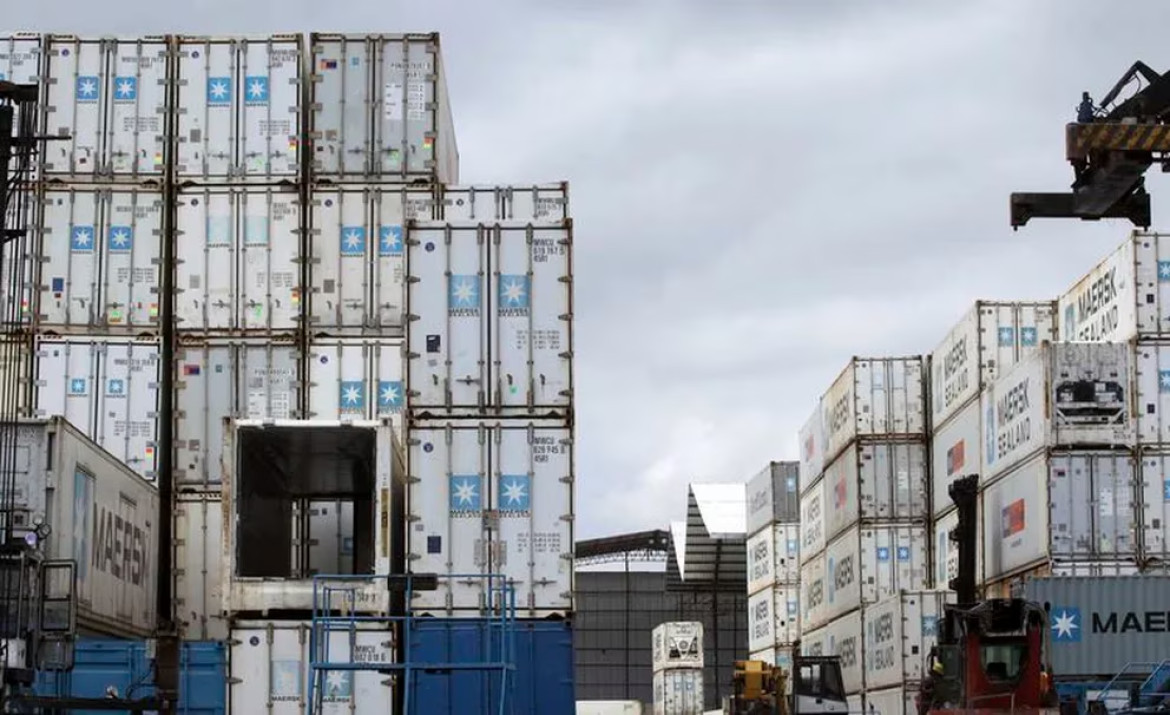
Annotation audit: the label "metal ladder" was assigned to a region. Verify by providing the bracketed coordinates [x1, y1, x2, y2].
[304, 573, 517, 715]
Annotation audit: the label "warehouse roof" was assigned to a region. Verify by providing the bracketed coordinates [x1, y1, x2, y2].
[665, 483, 747, 591]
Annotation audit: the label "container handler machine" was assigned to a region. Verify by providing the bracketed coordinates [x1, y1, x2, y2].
[727, 645, 849, 715]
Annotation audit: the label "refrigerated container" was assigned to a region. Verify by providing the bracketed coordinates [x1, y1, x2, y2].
[745, 461, 799, 534]
[929, 301, 1057, 429]
[438, 184, 569, 223]
[42, 35, 169, 180]
[229, 620, 394, 715]
[0, 35, 44, 166]
[799, 481, 826, 564]
[173, 490, 228, 640]
[306, 338, 403, 422]
[1131, 342, 1170, 445]
[1, 417, 158, 638]
[406, 418, 573, 616]
[801, 609, 863, 694]
[175, 35, 303, 181]
[862, 590, 954, 690]
[36, 186, 164, 331]
[814, 440, 928, 544]
[822, 357, 926, 465]
[33, 335, 160, 480]
[221, 419, 405, 614]
[930, 398, 980, 516]
[864, 687, 916, 715]
[652, 669, 703, 715]
[406, 220, 573, 416]
[746, 523, 800, 594]
[173, 336, 301, 487]
[1130, 451, 1170, 563]
[174, 185, 303, 333]
[982, 342, 1134, 481]
[799, 523, 928, 632]
[746, 585, 799, 653]
[798, 401, 826, 494]
[308, 33, 457, 183]
[652, 622, 704, 672]
[982, 451, 1138, 583]
[0, 335, 34, 418]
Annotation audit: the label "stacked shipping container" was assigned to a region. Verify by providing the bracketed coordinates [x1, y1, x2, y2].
[744, 462, 800, 668]
[651, 622, 704, 715]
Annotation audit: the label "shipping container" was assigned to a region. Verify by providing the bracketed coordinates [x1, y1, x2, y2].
[577, 702, 644, 715]
[229, 620, 393, 715]
[982, 451, 1139, 583]
[745, 461, 799, 535]
[174, 185, 303, 333]
[1023, 576, 1170, 677]
[864, 686, 916, 715]
[799, 480, 825, 564]
[221, 419, 405, 615]
[0, 35, 45, 171]
[406, 418, 573, 616]
[984, 561, 1141, 601]
[174, 337, 300, 487]
[982, 343, 1134, 481]
[0, 335, 34, 418]
[930, 398, 980, 516]
[652, 622, 704, 672]
[1136, 451, 1170, 563]
[929, 301, 1057, 429]
[173, 491, 228, 641]
[652, 669, 703, 715]
[822, 357, 926, 465]
[1056, 232, 1170, 342]
[746, 523, 800, 594]
[308, 33, 458, 183]
[816, 440, 929, 544]
[175, 35, 302, 181]
[42, 35, 169, 180]
[799, 524, 928, 632]
[409, 619, 575, 715]
[36, 185, 163, 331]
[305, 337, 403, 422]
[438, 184, 569, 223]
[1131, 342, 1170, 445]
[932, 506, 983, 591]
[1, 417, 158, 638]
[405, 220, 573, 416]
[798, 401, 826, 494]
[862, 590, 953, 690]
[746, 585, 799, 653]
[801, 609, 863, 694]
[33, 335, 160, 480]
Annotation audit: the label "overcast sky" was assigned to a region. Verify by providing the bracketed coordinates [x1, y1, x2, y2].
[12, 0, 1170, 540]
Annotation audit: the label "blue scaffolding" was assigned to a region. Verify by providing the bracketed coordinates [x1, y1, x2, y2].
[305, 573, 517, 715]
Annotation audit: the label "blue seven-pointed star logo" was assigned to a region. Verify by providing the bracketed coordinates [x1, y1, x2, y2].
[1051, 608, 1081, 642]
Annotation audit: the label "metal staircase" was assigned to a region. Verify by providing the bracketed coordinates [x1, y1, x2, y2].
[1091, 661, 1170, 714]
[305, 573, 517, 715]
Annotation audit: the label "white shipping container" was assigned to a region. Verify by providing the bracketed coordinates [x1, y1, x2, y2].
[747, 585, 799, 653]
[439, 184, 569, 223]
[43, 35, 168, 179]
[822, 357, 926, 464]
[36, 186, 163, 330]
[2, 417, 158, 638]
[174, 186, 303, 333]
[746, 523, 800, 594]
[406, 419, 573, 616]
[175, 35, 302, 181]
[306, 338, 403, 422]
[1131, 342, 1170, 445]
[798, 401, 826, 494]
[221, 419, 405, 615]
[862, 590, 954, 690]
[652, 669, 704, 715]
[1133, 452, 1170, 563]
[33, 336, 160, 480]
[982, 451, 1139, 582]
[982, 342, 1134, 480]
[174, 337, 300, 487]
[406, 221, 573, 415]
[0, 34, 44, 187]
[652, 621, 704, 673]
[173, 491, 228, 641]
[819, 441, 928, 544]
[800, 524, 929, 631]
[229, 621, 394, 715]
[864, 687, 916, 715]
[1056, 232, 1170, 342]
[803, 610, 864, 694]
[932, 507, 983, 592]
[799, 480, 825, 566]
[0, 336, 35, 419]
[929, 301, 1056, 428]
[309, 33, 458, 183]
[746, 461, 799, 535]
[930, 398, 981, 516]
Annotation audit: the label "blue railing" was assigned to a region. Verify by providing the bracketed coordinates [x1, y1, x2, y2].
[1093, 661, 1170, 712]
[304, 573, 517, 715]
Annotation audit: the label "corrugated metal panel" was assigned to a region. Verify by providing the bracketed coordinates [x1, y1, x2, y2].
[819, 440, 928, 543]
[862, 590, 953, 690]
[0, 335, 35, 418]
[174, 491, 228, 641]
[822, 357, 926, 464]
[1023, 576, 1170, 677]
[746, 585, 799, 652]
[652, 668, 703, 715]
[746, 523, 799, 594]
[306, 338, 403, 421]
[802, 610, 863, 694]
[800, 476, 826, 563]
[745, 461, 799, 534]
[799, 401, 826, 493]
[1133, 342, 1170, 445]
[308, 33, 458, 183]
[930, 397, 980, 516]
[174, 185, 303, 334]
[1139, 451, 1170, 562]
[175, 35, 303, 182]
[36, 186, 163, 331]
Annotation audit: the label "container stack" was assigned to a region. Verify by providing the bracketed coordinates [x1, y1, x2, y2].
[744, 462, 800, 669]
[796, 356, 931, 700]
[651, 622, 704, 715]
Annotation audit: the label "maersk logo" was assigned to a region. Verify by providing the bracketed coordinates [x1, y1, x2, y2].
[998, 326, 1014, 347]
[1051, 607, 1081, 643]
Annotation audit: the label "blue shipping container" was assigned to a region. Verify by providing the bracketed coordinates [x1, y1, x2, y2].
[35, 638, 226, 715]
[408, 618, 575, 715]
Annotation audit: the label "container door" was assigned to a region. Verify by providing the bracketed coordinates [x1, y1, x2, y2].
[175, 188, 234, 331]
[106, 39, 167, 177]
[96, 340, 160, 479]
[174, 492, 228, 640]
[103, 189, 162, 329]
[239, 38, 301, 180]
[35, 339, 98, 436]
[175, 38, 236, 181]
[373, 38, 438, 177]
[308, 340, 374, 419]
[371, 340, 404, 419]
[370, 187, 420, 330]
[309, 188, 372, 331]
[238, 187, 301, 331]
[309, 36, 374, 177]
[39, 189, 101, 327]
[43, 37, 105, 177]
